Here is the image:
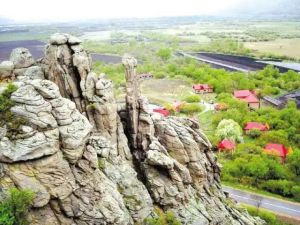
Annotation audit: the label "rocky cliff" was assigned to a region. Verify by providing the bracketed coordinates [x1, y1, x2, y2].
[0, 33, 264, 225]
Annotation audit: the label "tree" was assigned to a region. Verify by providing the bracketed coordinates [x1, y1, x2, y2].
[157, 48, 171, 60]
[287, 150, 300, 176]
[258, 130, 289, 146]
[216, 119, 243, 143]
[247, 129, 262, 138]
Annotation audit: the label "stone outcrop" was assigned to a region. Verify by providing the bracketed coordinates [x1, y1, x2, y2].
[0, 34, 264, 225]
[10, 47, 35, 69]
[42, 33, 91, 113]
[0, 47, 44, 82]
[0, 61, 14, 80]
[121, 55, 263, 225]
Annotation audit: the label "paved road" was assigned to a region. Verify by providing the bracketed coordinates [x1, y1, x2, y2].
[179, 52, 250, 72]
[179, 52, 297, 73]
[223, 186, 300, 219]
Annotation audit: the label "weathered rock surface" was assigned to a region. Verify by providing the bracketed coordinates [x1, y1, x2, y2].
[0, 34, 264, 225]
[43, 33, 91, 112]
[121, 54, 264, 225]
[0, 60, 14, 80]
[10, 48, 34, 69]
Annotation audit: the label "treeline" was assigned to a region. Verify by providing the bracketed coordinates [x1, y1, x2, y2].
[93, 51, 300, 97]
[163, 58, 300, 96]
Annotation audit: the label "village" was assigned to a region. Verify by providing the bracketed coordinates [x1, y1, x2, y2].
[151, 81, 292, 164]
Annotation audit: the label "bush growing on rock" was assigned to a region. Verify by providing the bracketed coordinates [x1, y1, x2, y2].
[0, 83, 26, 138]
[0, 188, 34, 225]
[0, 83, 17, 116]
[144, 208, 181, 225]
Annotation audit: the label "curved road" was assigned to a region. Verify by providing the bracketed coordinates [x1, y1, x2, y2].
[223, 186, 300, 220]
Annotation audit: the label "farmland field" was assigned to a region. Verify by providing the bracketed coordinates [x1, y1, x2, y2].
[140, 79, 192, 105]
[245, 38, 300, 59]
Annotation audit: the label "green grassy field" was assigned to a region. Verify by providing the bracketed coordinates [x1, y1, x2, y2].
[245, 38, 300, 59]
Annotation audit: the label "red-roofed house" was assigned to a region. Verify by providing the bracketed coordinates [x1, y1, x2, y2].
[264, 143, 289, 163]
[244, 122, 269, 133]
[153, 108, 170, 117]
[218, 139, 236, 152]
[234, 90, 260, 109]
[193, 84, 213, 94]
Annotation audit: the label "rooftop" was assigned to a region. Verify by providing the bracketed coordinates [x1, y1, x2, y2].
[264, 143, 289, 158]
[244, 122, 269, 131]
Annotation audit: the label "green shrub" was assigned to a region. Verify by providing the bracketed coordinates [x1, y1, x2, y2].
[154, 72, 166, 79]
[247, 129, 262, 138]
[291, 186, 300, 201]
[0, 188, 34, 225]
[260, 180, 295, 197]
[182, 94, 201, 103]
[0, 83, 18, 125]
[157, 48, 172, 60]
[245, 205, 290, 225]
[0, 83, 26, 138]
[144, 208, 181, 225]
[180, 103, 203, 114]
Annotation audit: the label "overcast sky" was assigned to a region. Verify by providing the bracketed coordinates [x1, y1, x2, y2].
[0, 0, 296, 23]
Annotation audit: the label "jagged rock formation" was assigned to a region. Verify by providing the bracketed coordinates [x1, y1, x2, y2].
[0, 34, 264, 225]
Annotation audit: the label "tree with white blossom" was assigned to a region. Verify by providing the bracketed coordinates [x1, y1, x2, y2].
[216, 119, 243, 143]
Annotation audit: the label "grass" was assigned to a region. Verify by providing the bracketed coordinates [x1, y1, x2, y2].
[198, 111, 214, 135]
[140, 79, 193, 105]
[240, 204, 296, 225]
[245, 38, 300, 59]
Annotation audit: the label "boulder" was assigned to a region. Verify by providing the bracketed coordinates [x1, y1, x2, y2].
[68, 35, 82, 45]
[49, 33, 68, 45]
[10, 48, 34, 69]
[23, 66, 44, 80]
[0, 61, 14, 79]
